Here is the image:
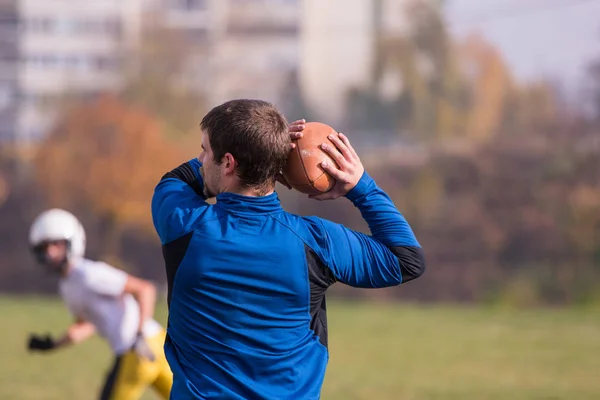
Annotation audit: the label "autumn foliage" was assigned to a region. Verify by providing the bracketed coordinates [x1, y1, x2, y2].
[34, 94, 183, 258]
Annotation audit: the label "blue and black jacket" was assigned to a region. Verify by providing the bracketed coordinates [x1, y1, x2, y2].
[151, 158, 425, 400]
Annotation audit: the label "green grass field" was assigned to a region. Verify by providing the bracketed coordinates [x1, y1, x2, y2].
[1, 296, 599, 400]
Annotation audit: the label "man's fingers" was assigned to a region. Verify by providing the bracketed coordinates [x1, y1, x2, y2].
[289, 119, 306, 133]
[320, 143, 347, 169]
[328, 134, 353, 162]
[320, 160, 346, 181]
[338, 133, 358, 159]
[290, 131, 303, 140]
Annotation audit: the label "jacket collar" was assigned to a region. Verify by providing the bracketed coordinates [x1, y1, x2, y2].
[215, 191, 283, 214]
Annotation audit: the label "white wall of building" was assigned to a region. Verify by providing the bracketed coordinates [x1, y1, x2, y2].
[299, 0, 413, 125]
[300, 0, 376, 124]
[159, 0, 299, 108]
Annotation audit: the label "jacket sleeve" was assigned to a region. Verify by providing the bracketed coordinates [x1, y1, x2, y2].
[308, 171, 425, 288]
[151, 158, 208, 244]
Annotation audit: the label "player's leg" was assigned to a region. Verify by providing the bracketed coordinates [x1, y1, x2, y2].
[148, 329, 173, 399]
[99, 356, 123, 400]
[151, 361, 173, 399]
[99, 351, 157, 400]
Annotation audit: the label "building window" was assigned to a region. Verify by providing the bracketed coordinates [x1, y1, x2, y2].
[25, 18, 52, 33]
[0, 48, 18, 62]
[54, 18, 80, 34]
[104, 18, 122, 38]
[24, 16, 122, 38]
[95, 56, 120, 71]
[230, 0, 298, 3]
[0, 14, 19, 28]
[25, 53, 120, 72]
[268, 54, 296, 71]
[170, 0, 208, 11]
[0, 84, 13, 110]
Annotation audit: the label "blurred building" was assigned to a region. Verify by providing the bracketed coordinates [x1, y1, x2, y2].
[0, 0, 441, 143]
[0, 0, 144, 144]
[1, 0, 300, 144]
[157, 0, 423, 123]
[300, 0, 438, 125]
[0, 0, 20, 143]
[155, 0, 299, 108]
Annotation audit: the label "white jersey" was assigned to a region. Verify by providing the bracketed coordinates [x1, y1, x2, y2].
[59, 258, 162, 355]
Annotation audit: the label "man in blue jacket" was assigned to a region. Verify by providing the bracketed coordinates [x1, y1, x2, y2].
[151, 99, 425, 400]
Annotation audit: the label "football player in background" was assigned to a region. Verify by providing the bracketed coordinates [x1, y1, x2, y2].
[26, 208, 172, 400]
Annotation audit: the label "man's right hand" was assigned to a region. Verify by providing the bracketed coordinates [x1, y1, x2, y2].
[310, 132, 365, 201]
[27, 333, 57, 352]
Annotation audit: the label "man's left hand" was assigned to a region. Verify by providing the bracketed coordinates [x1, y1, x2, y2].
[276, 119, 306, 189]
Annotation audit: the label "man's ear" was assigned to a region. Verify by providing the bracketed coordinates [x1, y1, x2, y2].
[222, 153, 236, 175]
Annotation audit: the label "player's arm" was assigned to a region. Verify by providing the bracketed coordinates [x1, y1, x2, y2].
[55, 319, 96, 348]
[152, 158, 207, 244]
[27, 318, 95, 353]
[123, 275, 156, 336]
[309, 133, 425, 287]
[122, 274, 158, 361]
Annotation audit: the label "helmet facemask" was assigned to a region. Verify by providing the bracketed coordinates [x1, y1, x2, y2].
[31, 239, 72, 274]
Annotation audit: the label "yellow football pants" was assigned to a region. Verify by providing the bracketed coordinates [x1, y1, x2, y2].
[99, 330, 172, 400]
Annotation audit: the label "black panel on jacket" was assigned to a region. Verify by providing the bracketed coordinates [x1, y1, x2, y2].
[305, 246, 337, 349]
[161, 161, 205, 198]
[162, 231, 194, 308]
[389, 245, 426, 283]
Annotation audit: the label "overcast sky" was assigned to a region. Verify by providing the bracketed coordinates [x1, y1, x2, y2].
[445, 0, 600, 96]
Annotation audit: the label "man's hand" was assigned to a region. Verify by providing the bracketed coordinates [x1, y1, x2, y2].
[276, 119, 306, 190]
[132, 333, 156, 362]
[27, 333, 57, 352]
[288, 118, 305, 146]
[310, 132, 365, 201]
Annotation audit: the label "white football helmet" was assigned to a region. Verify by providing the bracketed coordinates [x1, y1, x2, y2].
[29, 208, 86, 263]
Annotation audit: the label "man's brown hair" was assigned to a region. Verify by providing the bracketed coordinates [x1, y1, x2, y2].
[200, 99, 290, 194]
